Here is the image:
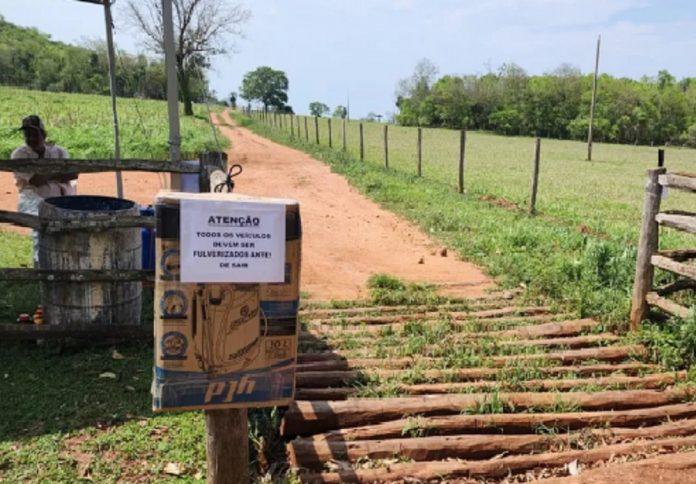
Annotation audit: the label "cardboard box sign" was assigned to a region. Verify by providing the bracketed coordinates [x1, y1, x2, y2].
[152, 192, 301, 412]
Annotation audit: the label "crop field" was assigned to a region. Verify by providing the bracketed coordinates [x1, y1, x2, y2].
[275, 113, 696, 246]
[0, 86, 226, 160]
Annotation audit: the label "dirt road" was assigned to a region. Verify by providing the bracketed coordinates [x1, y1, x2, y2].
[0, 112, 492, 300]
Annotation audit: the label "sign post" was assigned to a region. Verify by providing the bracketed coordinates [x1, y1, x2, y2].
[152, 152, 301, 483]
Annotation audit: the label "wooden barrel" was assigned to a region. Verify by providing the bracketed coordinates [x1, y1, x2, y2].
[38, 195, 142, 327]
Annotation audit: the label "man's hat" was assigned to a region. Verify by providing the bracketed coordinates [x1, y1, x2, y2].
[19, 115, 45, 132]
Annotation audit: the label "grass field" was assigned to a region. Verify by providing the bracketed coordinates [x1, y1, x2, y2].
[278, 113, 696, 245]
[0, 86, 226, 160]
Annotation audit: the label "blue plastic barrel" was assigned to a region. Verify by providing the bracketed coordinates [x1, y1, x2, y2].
[140, 205, 156, 270]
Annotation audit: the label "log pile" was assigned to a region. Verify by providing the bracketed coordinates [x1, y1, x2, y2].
[285, 294, 696, 482]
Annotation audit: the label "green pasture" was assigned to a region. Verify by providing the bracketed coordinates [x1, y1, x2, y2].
[279, 113, 696, 246]
[0, 86, 226, 160]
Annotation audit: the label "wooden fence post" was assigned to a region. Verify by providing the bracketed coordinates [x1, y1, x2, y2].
[528, 137, 541, 215]
[290, 114, 295, 138]
[304, 117, 309, 142]
[342, 118, 347, 151]
[359, 123, 364, 161]
[328, 118, 333, 148]
[199, 151, 249, 484]
[383, 125, 389, 168]
[458, 129, 466, 193]
[630, 167, 666, 330]
[417, 127, 422, 177]
[314, 117, 320, 144]
[206, 408, 249, 484]
[658, 149, 665, 168]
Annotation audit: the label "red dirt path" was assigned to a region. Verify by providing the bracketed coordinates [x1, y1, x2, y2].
[0, 112, 492, 300]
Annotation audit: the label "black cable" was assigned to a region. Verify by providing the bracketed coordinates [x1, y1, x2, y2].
[214, 164, 243, 193]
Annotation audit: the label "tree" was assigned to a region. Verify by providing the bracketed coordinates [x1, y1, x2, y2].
[239, 66, 289, 111]
[229, 91, 237, 109]
[309, 102, 329, 117]
[125, 0, 250, 116]
[333, 105, 347, 119]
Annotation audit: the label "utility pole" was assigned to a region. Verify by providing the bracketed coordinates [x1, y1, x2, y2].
[587, 34, 601, 162]
[162, 0, 181, 189]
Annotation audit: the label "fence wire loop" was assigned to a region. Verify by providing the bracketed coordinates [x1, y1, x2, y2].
[214, 164, 243, 193]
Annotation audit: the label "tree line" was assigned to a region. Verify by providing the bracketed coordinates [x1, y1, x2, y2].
[0, 16, 210, 106]
[396, 59, 696, 147]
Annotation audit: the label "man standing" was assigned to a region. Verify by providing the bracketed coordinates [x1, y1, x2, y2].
[11, 115, 78, 263]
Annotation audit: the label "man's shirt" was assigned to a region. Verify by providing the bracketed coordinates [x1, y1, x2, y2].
[11, 144, 76, 199]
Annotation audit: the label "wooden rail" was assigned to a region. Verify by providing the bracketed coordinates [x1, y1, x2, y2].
[630, 168, 696, 328]
[0, 210, 155, 231]
[0, 158, 199, 174]
[0, 268, 154, 282]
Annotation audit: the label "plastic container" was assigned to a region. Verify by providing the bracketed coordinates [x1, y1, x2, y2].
[140, 205, 156, 270]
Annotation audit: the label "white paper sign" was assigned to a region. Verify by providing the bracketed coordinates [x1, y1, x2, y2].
[180, 199, 286, 283]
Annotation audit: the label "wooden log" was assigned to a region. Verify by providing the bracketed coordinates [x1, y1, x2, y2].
[299, 299, 514, 319]
[630, 168, 665, 330]
[0, 322, 151, 341]
[281, 388, 692, 436]
[310, 313, 568, 337]
[301, 332, 615, 354]
[651, 254, 696, 280]
[0, 158, 198, 174]
[310, 312, 563, 335]
[646, 292, 692, 319]
[310, 305, 551, 326]
[659, 172, 696, 192]
[0, 268, 153, 282]
[0, 209, 41, 229]
[655, 212, 696, 234]
[295, 363, 658, 387]
[296, 345, 646, 370]
[304, 319, 599, 346]
[657, 249, 696, 261]
[311, 402, 696, 442]
[303, 435, 696, 482]
[401, 371, 684, 396]
[295, 371, 683, 401]
[206, 408, 249, 484]
[655, 278, 696, 296]
[288, 417, 696, 468]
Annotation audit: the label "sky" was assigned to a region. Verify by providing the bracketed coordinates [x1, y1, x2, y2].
[1, 0, 695, 118]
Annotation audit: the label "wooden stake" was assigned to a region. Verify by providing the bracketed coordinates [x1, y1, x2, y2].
[314, 117, 319, 144]
[198, 152, 250, 484]
[384, 124, 389, 168]
[529, 137, 541, 215]
[417, 127, 422, 177]
[342, 118, 347, 151]
[629, 168, 666, 330]
[587, 34, 601, 161]
[304, 117, 309, 142]
[359, 123, 364, 161]
[328, 118, 332, 148]
[658, 148, 665, 168]
[290, 114, 294, 138]
[205, 408, 249, 484]
[458, 129, 466, 193]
